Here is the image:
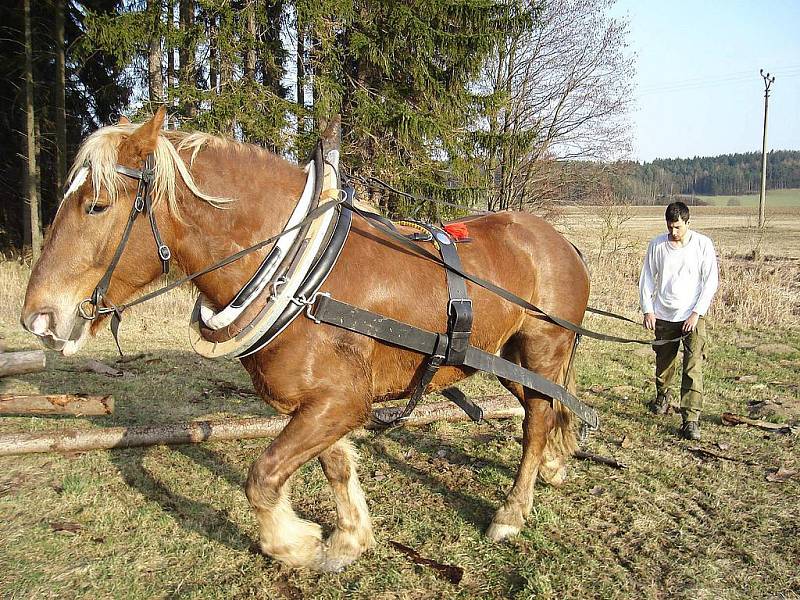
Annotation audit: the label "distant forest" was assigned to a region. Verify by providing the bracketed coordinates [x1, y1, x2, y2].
[612, 150, 800, 203]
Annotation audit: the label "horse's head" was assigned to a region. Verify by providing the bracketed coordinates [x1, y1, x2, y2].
[21, 107, 171, 355]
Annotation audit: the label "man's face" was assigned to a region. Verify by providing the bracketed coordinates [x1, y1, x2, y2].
[667, 217, 689, 242]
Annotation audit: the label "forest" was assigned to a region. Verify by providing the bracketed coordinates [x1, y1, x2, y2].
[613, 150, 800, 203]
[0, 0, 634, 253]
[2, 0, 795, 255]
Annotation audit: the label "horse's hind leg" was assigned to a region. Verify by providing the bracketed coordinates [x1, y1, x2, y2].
[317, 438, 375, 572]
[245, 398, 365, 569]
[487, 327, 576, 542]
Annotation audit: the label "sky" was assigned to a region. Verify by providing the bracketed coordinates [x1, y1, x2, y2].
[610, 0, 800, 162]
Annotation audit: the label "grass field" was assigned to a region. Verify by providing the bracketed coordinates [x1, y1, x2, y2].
[0, 205, 798, 599]
[689, 188, 800, 208]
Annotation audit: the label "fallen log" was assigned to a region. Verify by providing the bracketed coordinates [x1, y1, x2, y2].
[0, 394, 114, 416]
[0, 350, 46, 377]
[720, 412, 795, 434]
[0, 395, 524, 457]
[574, 450, 628, 469]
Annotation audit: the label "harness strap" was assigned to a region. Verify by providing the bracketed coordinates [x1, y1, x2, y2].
[370, 221, 473, 426]
[435, 231, 473, 365]
[344, 200, 684, 347]
[372, 334, 449, 428]
[310, 294, 599, 429]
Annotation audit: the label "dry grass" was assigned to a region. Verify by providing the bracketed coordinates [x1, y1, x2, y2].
[0, 205, 798, 599]
[559, 205, 800, 329]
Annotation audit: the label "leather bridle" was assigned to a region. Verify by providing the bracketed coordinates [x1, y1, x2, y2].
[78, 154, 171, 330]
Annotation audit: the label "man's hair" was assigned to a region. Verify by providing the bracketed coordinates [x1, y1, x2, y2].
[665, 201, 690, 223]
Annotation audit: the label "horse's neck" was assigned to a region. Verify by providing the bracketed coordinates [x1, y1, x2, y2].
[171, 146, 308, 308]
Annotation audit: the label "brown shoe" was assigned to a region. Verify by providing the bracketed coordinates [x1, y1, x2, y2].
[679, 421, 701, 440]
[649, 392, 671, 415]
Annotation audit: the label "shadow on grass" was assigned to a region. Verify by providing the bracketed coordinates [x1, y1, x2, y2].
[18, 347, 548, 552]
[358, 426, 520, 533]
[110, 446, 254, 551]
[26, 348, 267, 552]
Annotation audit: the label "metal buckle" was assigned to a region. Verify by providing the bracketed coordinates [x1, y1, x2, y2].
[78, 298, 97, 320]
[448, 298, 472, 315]
[291, 291, 331, 324]
[158, 244, 171, 262]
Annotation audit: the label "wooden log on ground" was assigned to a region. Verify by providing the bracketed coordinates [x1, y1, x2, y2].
[720, 412, 794, 434]
[574, 450, 628, 469]
[0, 394, 114, 416]
[0, 350, 46, 377]
[0, 395, 524, 457]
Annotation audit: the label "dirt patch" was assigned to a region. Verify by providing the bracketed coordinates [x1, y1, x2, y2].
[754, 343, 797, 356]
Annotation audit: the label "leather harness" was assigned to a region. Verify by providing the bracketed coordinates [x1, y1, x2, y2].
[80, 138, 694, 433]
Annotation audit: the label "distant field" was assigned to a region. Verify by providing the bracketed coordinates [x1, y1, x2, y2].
[560, 203, 800, 258]
[693, 188, 800, 207]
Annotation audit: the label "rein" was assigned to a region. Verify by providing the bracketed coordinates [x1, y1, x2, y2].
[81, 155, 678, 354]
[346, 172, 672, 332]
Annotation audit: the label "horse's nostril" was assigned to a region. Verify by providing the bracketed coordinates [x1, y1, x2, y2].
[28, 312, 53, 336]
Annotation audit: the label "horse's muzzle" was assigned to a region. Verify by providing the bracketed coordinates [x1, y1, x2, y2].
[21, 306, 89, 356]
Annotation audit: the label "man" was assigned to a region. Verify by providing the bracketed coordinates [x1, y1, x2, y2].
[639, 201, 719, 440]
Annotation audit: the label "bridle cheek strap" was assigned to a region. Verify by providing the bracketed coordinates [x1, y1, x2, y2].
[79, 153, 171, 355]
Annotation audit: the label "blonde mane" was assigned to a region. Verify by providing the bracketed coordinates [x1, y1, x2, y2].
[67, 124, 235, 215]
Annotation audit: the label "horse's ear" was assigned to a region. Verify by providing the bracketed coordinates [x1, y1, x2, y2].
[118, 115, 131, 125]
[125, 106, 166, 158]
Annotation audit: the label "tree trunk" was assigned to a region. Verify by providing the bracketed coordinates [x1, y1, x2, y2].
[166, 0, 176, 124]
[244, 0, 257, 82]
[0, 350, 46, 377]
[0, 394, 113, 416]
[23, 0, 42, 261]
[296, 19, 305, 134]
[219, 27, 234, 136]
[0, 396, 523, 456]
[207, 11, 217, 92]
[54, 0, 67, 197]
[178, 0, 195, 117]
[148, 0, 164, 104]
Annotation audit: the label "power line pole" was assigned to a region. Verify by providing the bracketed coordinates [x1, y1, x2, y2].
[758, 69, 775, 229]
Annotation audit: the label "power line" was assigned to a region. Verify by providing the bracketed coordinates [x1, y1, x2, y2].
[637, 67, 800, 96]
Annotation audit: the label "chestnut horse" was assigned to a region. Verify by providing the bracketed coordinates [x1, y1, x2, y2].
[21, 107, 590, 571]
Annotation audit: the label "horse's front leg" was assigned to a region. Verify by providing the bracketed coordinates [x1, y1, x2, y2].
[245, 400, 363, 569]
[317, 438, 376, 572]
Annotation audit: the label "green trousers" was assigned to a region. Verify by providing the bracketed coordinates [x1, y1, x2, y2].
[654, 318, 707, 422]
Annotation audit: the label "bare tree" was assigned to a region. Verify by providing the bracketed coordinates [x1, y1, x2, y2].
[477, 0, 634, 212]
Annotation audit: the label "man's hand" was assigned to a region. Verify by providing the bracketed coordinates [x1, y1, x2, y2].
[643, 312, 656, 330]
[682, 312, 700, 332]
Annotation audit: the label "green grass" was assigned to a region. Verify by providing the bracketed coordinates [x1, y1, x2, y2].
[1, 306, 798, 598]
[695, 188, 800, 207]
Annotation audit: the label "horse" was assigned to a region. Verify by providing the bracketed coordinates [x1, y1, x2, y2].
[21, 107, 590, 571]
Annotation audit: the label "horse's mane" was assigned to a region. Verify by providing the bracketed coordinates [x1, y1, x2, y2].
[67, 125, 238, 215]
[67, 123, 382, 217]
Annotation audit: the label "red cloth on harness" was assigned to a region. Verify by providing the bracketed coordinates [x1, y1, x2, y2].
[443, 222, 469, 241]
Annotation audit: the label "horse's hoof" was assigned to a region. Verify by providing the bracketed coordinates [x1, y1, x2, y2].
[486, 522, 520, 542]
[539, 463, 568, 487]
[318, 555, 350, 573]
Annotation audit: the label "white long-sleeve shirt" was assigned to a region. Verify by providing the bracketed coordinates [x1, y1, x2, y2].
[639, 231, 719, 322]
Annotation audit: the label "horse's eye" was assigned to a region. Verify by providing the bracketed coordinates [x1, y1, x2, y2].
[86, 202, 110, 215]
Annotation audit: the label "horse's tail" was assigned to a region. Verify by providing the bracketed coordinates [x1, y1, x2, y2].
[539, 338, 579, 485]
